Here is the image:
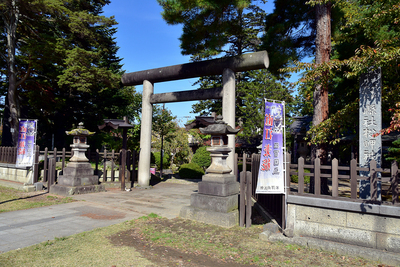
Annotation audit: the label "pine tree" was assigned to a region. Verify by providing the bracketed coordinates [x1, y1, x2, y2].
[158, 0, 294, 148]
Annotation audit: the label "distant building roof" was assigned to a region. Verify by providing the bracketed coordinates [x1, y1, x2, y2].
[289, 116, 312, 134]
[185, 116, 216, 130]
[98, 119, 134, 130]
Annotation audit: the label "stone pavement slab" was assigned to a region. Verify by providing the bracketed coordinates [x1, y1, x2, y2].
[0, 180, 198, 253]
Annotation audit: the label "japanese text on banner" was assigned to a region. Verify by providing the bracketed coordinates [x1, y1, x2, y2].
[256, 101, 285, 194]
[16, 120, 37, 167]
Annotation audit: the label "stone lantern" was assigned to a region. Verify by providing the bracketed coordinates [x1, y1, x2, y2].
[180, 117, 240, 227]
[67, 122, 94, 162]
[201, 117, 239, 175]
[50, 123, 105, 196]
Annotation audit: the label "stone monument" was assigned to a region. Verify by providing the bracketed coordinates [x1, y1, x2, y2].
[50, 123, 105, 196]
[180, 117, 240, 227]
[359, 67, 382, 200]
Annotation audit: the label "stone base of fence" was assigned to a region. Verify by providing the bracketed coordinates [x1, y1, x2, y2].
[0, 179, 36, 192]
[286, 195, 400, 253]
[0, 164, 34, 185]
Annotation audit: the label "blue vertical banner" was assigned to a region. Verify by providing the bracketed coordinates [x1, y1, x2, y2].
[256, 101, 285, 194]
[16, 120, 38, 167]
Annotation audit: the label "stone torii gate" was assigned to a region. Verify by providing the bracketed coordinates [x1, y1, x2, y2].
[121, 51, 269, 187]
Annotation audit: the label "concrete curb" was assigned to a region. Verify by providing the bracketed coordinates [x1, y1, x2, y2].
[260, 231, 400, 266]
[0, 179, 35, 192]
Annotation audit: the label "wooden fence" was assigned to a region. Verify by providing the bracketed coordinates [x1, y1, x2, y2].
[289, 156, 400, 204]
[39, 148, 138, 187]
[238, 153, 400, 229]
[0, 146, 17, 164]
[0, 146, 138, 187]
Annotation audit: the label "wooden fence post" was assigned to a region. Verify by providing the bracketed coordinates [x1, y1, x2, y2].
[246, 171, 252, 228]
[251, 154, 260, 199]
[314, 158, 321, 195]
[43, 148, 48, 183]
[240, 171, 246, 227]
[13, 146, 17, 164]
[283, 152, 291, 230]
[62, 148, 66, 171]
[33, 145, 40, 183]
[332, 158, 339, 197]
[95, 149, 100, 178]
[111, 149, 115, 182]
[350, 159, 358, 199]
[391, 161, 399, 204]
[243, 154, 247, 173]
[239, 153, 248, 227]
[48, 158, 55, 193]
[298, 157, 305, 194]
[120, 149, 127, 191]
[103, 149, 107, 182]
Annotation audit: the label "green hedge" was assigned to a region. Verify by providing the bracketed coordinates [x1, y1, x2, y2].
[192, 146, 211, 170]
[179, 162, 205, 179]
[152, 151, 170, 170]
[291, 169, 311, 184]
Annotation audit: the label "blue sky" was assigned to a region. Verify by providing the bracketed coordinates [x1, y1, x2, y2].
[102, 1, 275, 125]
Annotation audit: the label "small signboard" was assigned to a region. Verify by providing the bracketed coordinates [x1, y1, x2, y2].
[16, 119, 38, 167]
[256, 100, 285, 194]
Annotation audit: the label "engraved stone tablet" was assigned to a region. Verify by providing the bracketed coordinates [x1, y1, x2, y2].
[359, 67, 382, 200]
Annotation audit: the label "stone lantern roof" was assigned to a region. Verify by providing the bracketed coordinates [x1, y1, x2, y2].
[65, 122, 95, 136]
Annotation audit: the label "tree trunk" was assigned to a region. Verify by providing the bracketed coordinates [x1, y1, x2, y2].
[310, 2, 331, 194]
[2, 0, 20, 146]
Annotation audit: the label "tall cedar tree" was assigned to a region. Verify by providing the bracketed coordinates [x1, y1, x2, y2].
[261, 0, 316, 77]
[0, 0, 131, 148]
[312, 2, 331, 163]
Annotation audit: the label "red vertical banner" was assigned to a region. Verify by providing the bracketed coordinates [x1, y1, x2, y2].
[256, 101, 285, 194]
[16, 120, 37, 167]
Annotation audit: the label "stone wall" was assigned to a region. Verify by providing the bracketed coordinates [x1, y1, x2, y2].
[286, 195, 400, 253]
[0, 164, 33, 184]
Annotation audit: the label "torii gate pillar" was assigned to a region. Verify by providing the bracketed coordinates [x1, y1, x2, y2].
[222, 68, 236, 173]
[137, 80, 154, 188]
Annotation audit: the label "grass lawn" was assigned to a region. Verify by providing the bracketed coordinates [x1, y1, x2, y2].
[0, 186, 75, 213]
[0, 214, 382, 267]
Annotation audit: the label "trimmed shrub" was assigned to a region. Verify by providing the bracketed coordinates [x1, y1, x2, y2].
[153, 151, 170, 170]
[192, 146, 211, 170]
[291, 168, 311, 184]
[179, 162, 205, 179]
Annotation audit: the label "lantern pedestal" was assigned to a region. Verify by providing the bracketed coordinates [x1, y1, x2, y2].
[180, 118, 240, 227]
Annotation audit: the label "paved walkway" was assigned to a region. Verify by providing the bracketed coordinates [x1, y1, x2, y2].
[0, 180, 198, 254]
